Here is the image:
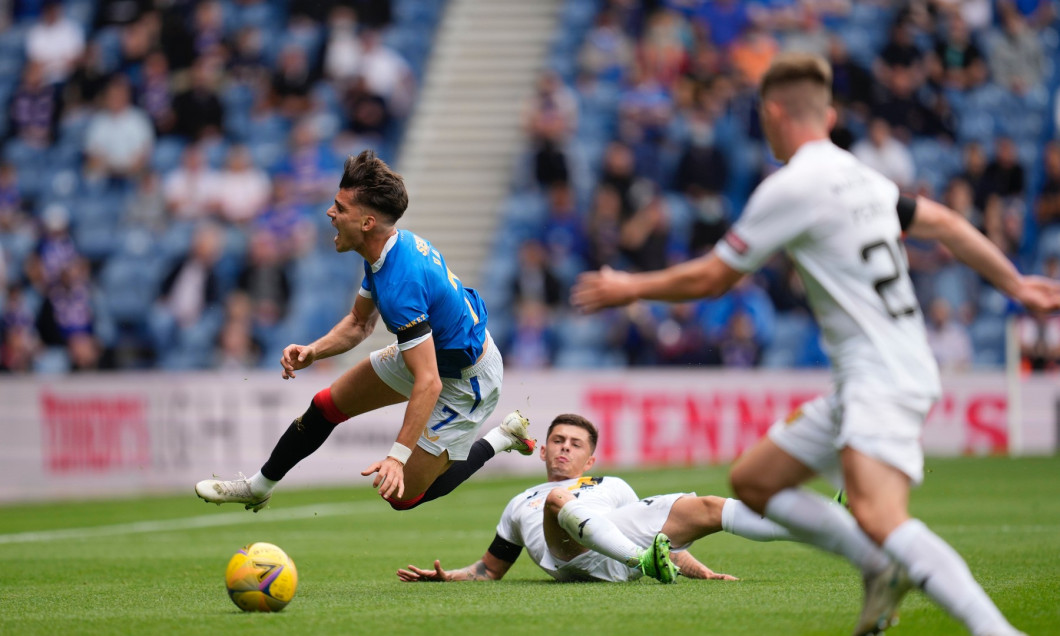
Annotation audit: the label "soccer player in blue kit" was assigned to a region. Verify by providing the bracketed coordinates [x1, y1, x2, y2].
[196, 150, 534, 511]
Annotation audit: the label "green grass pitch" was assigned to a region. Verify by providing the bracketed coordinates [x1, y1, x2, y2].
[2, 456, 1058, 635]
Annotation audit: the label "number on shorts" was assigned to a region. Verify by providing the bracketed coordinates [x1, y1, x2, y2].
[431, 405, 459, 431]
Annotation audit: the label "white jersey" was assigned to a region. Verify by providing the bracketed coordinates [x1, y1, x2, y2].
[496, 476, 638, 579]
[715, 140, 940, 401]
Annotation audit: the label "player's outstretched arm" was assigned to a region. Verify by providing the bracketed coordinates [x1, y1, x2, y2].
[281, 295, 379, 379]
[906, 196, 1060, 313]
[397, 553, 514, 582]
[571, 255, 744, 313]
[671, 551, 739, 581]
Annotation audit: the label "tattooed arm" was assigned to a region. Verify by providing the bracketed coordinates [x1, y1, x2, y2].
[397, 551, 515, 582]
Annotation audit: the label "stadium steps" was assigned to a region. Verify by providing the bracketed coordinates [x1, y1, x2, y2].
[353, 0, 562, 356]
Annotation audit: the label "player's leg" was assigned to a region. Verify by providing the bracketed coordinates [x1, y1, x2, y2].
[658, 495, 795, 545]
[383, 337, 534, 509]
[844, 447, 1021, 636]
[547, 490, 680, 583]
[195, 356, 405, 510]
[730, 397, 894, 578]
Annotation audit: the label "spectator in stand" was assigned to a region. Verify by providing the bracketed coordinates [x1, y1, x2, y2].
[876, 17, 924, 84]
[852, 118, 916, 190]
[512, 239, 563, 310]
[255, 177, 311, 258]
[599, 142, 639, 218]
[983, 136, 1026, 201]
[214, 145, 271, 225]
[278, 120, 337, 205]
[1036, 141, 1060, 229]
[616, 65, 673, 182]
[925, 298, 972, 371]
[506, 299, 557, 369]
[271, 45, 314, 119]
[729, 24, 779, 88]
[827, 35, 873, 117]
[124, 171, 166, 232]
[872, 65, 950, 141]
[172, 55, 225, 142]
[959, 141, 992, 210]
[640, 10, 689, 89]
[83, 75, 155, 182]
[984, 196, 1025, 260]
[7, 61, 61, 148]
[674, 109, 729, 255]
[164, 145, 221, 221]
[585, 185, 624, 271]
[153, 222, 223, 347]
[25, 0, 85, 85]
[343, 75, 391, 143]
[63, 42, 111, 114]
[525, 71, 578, 189]
[718, 311, 761, 368]
[654, 303, 711, 366]
[619, 192, 670, 273]
[780, 5, 829, 58]
[35, 257, 101, 371]
[237, 230, 291, 330]
[228, 27, 269, 85]
[192, 0, 227, 59]
[988, 7, 1045, 95]
[324, 6, 362, 82]
[214, 291, 263, 369]
[540, 182, 587, 276]
[927, 13, 987, 91]
[694, 0, 757, 50]
[0, 284, 39, 373]
[24, 205, 78, 293]
[578, 9, 633, 84]
[932, 0, 992, 32]
[137, 51, 176, 136]
[358, 29, 415, 118]
[118, 10, 158, 73]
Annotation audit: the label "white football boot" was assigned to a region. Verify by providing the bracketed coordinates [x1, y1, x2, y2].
[195, 472, 271, 512]
[498, 411, 536, 455]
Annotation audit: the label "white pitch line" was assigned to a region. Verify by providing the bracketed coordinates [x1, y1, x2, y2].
[0, 502, 373, 545]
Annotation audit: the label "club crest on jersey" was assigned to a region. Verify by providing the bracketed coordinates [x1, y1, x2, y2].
[568, 476, 603, 491]
[724, 231, 749, 255]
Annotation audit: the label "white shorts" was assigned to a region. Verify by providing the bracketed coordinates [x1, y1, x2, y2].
[767, 388, 932, 487]
[369, 331, 502, 461]
[550, 493, 692, 583]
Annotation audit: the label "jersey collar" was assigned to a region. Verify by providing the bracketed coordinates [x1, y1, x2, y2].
[370, 231, 399, 273]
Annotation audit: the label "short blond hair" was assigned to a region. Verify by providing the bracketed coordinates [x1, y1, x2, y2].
[760, 52, 833, 121]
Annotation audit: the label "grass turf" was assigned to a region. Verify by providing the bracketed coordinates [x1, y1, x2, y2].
[1, 456, 1058, 635]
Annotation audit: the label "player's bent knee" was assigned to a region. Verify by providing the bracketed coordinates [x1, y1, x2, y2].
[730, 475, 769, 514]
[384, 492, 426, 511]
[544, 488, 571, 515]
[848, 500, 905, 544]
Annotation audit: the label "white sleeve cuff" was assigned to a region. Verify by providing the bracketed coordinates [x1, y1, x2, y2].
[358, 287, 373, 299]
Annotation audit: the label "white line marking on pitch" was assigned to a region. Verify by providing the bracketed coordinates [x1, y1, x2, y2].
[0, 502, 374, 544]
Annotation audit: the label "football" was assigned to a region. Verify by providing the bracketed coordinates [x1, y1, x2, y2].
[224, 542, 298, 612]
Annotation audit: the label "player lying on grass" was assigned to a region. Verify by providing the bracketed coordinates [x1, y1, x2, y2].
[398, 413, 798, 584]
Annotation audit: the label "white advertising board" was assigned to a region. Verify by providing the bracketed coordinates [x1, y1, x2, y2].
[0, 369, 1056, 502]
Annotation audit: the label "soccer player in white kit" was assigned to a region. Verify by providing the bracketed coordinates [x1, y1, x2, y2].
[573, 53, 1060, 635]
[397, 413, 796, 584]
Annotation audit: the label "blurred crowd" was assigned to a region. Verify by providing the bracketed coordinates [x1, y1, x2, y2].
[0, 0, 441, 371]
[489, 0, 1060, 372]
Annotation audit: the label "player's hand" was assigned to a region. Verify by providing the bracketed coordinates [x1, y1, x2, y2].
[571, 266, 637, 313]
[361, 457, 405, 499]
[280, 344, 317, 379]
[1013, 275, 1060, 314]
[397, 560, 449, 582]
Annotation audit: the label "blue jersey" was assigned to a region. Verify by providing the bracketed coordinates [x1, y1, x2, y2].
[359, 230, 489, 378]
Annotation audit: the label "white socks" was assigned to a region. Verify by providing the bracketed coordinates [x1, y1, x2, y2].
[248, 472, 278, 498]
[557, 499, 642, 568]
[884, 519, 1015, 636]
[483, 427, 512, 454]
[764, 488, 891, 575]
[721, 498, 796, 542]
